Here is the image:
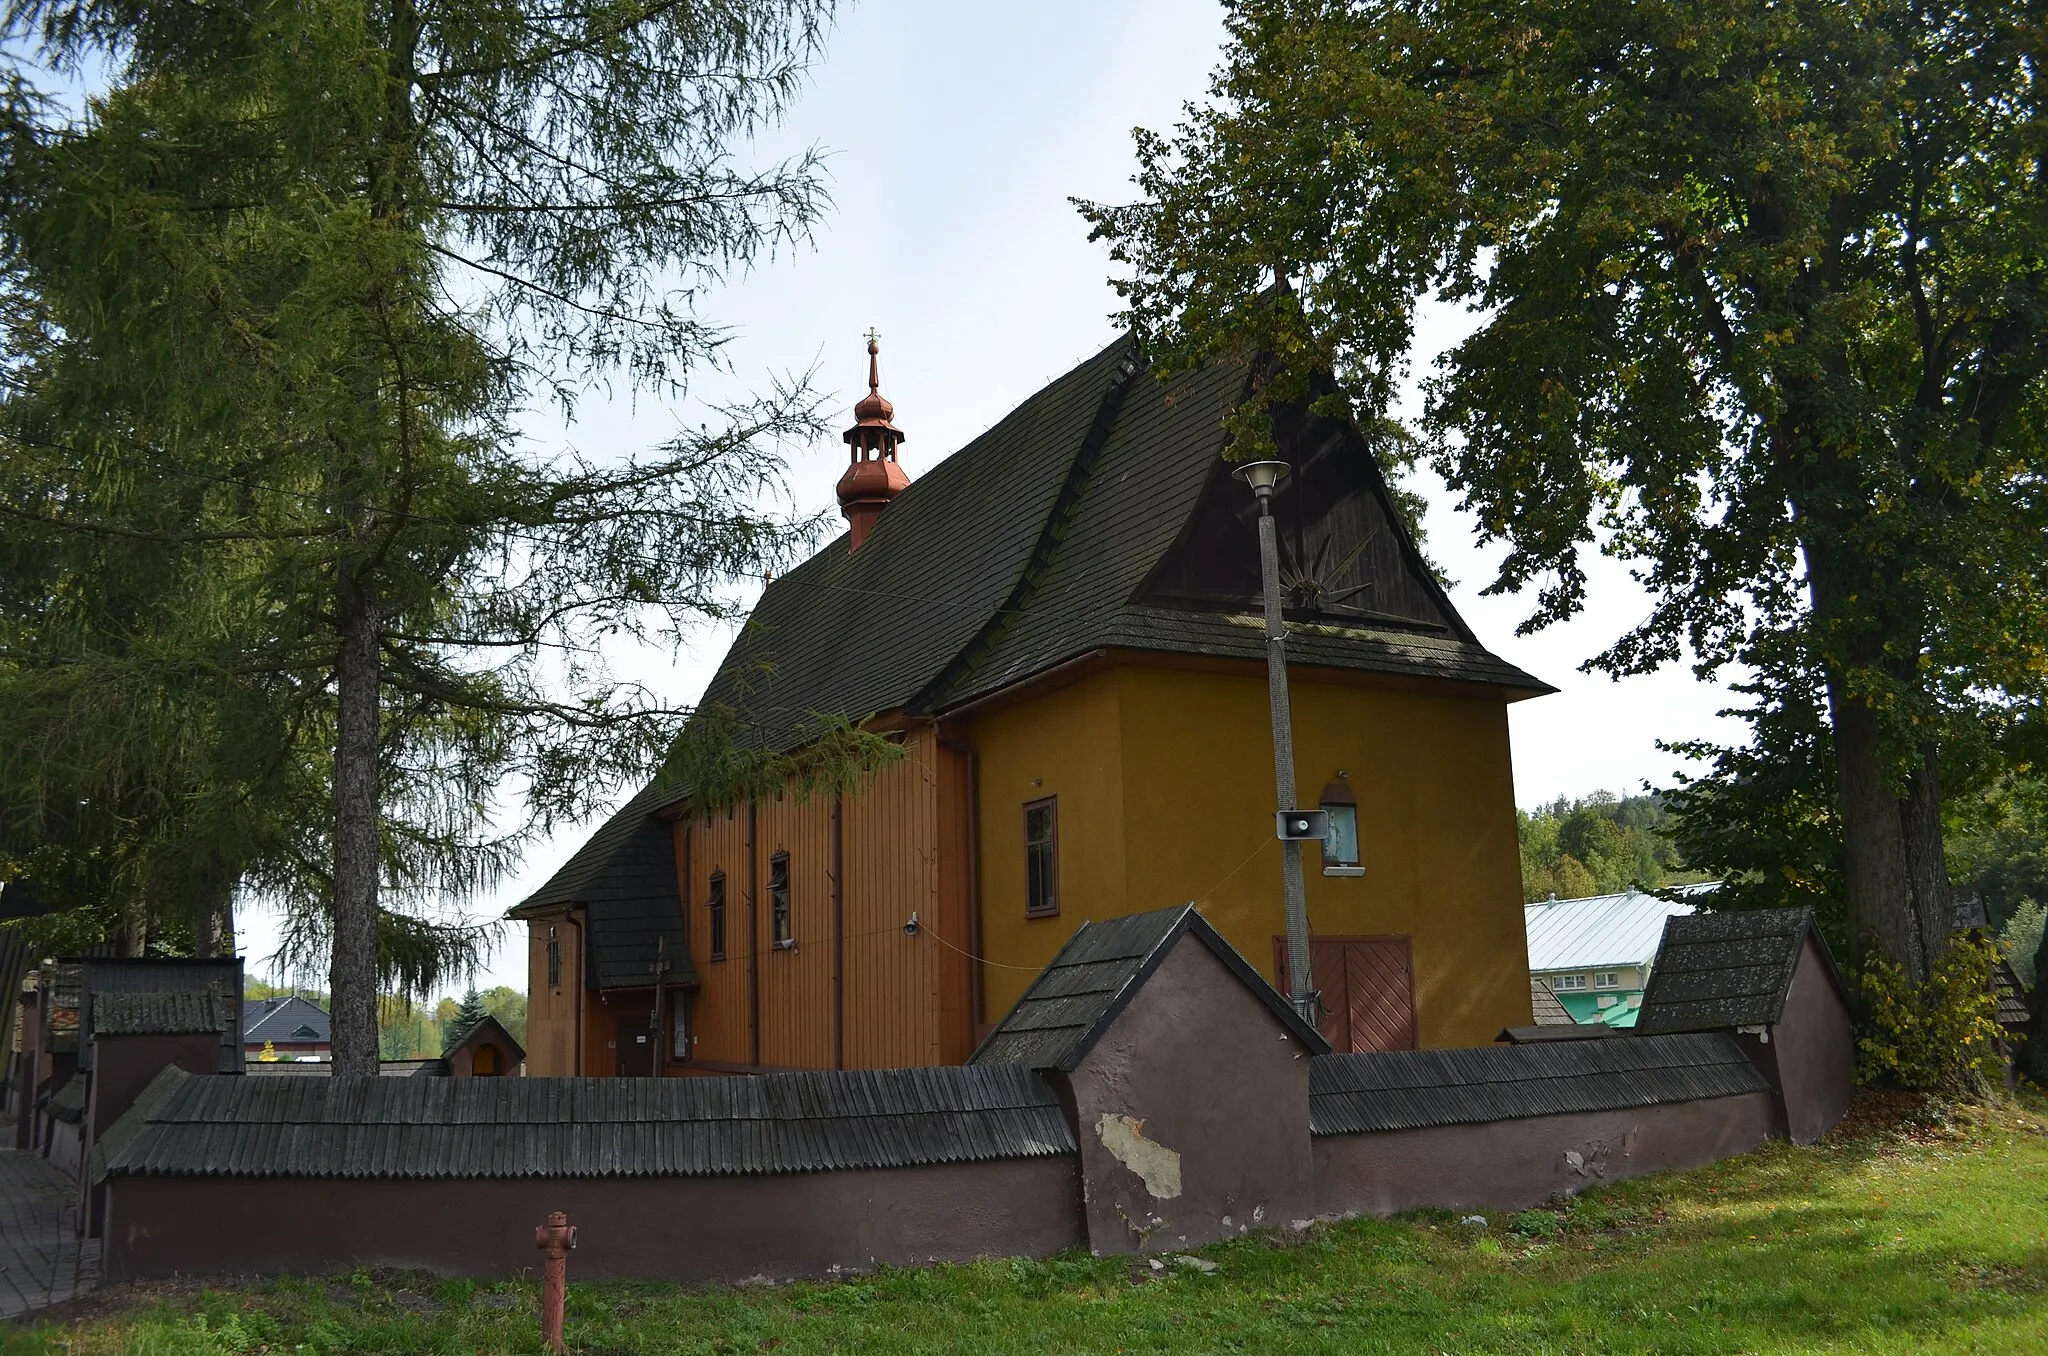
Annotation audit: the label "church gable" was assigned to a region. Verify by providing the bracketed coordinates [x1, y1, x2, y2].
[1136, 394, 1469, 638]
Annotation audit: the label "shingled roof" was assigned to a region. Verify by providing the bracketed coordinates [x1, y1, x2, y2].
[1309, 1032, 1770, 1135]
[969, 904, 1328, 1070]
[515, 339, 1547, 960]
[693, 341, 1543, 761]
[78, 957, 243, 1073]
[1993, 958, 2031, 1028]
[1529, 979, 1575, 1026]
[505, 782, 698, 991]
[1635, 908, 1847, 1035]
[92, 991, 231, 1037]
[95, 1063, 1072, 1181]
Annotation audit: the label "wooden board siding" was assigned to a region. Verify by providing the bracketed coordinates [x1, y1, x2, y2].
[525, 916, 581, 1076]
[684, 806, 753, 1066]
[755, 786, 836, 1070]
[659, 725, 976, 1072]
[935, 735, 977, 1059]
[841, 727, 948, 1069]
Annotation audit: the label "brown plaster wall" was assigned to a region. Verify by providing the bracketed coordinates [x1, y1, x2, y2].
[91, 1034, 225, 1138]
[102, 1155, 1083, 1284]
[1767, 936, 1857, 1146]
[1059, 937, 1316, 1255]
[1313, 1090, 1777, 1218]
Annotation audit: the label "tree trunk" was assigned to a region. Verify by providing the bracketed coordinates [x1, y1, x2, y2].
[121, 890, 148, 957]
[1901, 741, 1954, 972]
[1822, 661, 1925, 983]
[193, 879, 234, 959]
[1803, 515, 1927, 983]
[329, 588, 383, 1077]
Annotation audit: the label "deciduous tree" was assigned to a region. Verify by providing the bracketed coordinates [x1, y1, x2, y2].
[1086, 0, 2048, 980]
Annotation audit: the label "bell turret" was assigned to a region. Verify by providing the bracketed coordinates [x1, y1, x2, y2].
[836, 332, 910, 550]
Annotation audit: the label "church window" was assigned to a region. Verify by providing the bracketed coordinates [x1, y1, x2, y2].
[770, 852, 793, 947]
[708, 872, 727, 960]
[1025, 798, 1059, 918]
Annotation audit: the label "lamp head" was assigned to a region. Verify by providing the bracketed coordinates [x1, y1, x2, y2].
[1232, 459, 1290, 497]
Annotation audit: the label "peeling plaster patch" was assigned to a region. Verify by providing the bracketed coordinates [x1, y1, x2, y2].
[1095, 1113, 1182, 1199]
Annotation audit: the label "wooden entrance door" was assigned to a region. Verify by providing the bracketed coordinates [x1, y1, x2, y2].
[1275, 935, 1418, 1053]
[612, 1012, 655, 1077]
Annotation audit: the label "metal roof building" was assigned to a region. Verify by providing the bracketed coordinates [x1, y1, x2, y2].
[1522, 883, 1718, 1028]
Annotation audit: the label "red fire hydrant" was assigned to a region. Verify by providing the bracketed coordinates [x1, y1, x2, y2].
[534, 1210, 577, 1354]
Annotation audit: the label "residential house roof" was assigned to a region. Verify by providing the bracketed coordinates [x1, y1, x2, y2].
[96, 1062, 1073, 1181]
[242, 995, 333, 1047]
[1523, 884, 1716, 974]
[1308, 1032, 1770, 1135]
[92, 991, 231, 1037]
[513, 340, 1550, 976]
[1635, 907, 1848, 1035]
[969, 904, 1330, 1071]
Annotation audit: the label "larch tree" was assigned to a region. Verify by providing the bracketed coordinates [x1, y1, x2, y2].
[1083, 0, 2048, 983]
[2, 0, 857, 1073]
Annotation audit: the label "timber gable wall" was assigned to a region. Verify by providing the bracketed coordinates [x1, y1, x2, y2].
[677, 725, 975, 1072]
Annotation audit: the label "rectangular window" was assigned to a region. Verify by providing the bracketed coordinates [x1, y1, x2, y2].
[1025, 797, 1059, 918]
[770, 852, 793, 948]
[1553, 974, 1586, 991]
[545, 929, 562, 990]
[707, 872, 727, 960]
[1595, 971, 1619, 989]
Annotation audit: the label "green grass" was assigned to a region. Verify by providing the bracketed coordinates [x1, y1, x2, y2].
[10, 1092, 2048, 1354]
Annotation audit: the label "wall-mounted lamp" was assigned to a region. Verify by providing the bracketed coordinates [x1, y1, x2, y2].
[903, 911, 921, 938]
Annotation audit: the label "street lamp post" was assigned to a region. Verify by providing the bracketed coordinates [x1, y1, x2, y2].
[1234, 459, 1318, 1027]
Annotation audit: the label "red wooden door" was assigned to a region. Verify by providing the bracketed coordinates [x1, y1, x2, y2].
[1275, 935, 1418, 1053]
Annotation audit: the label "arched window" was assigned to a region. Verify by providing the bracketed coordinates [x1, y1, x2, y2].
[472, 1043, 502, 1076]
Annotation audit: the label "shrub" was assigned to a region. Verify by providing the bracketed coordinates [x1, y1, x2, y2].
[1855, 933, 2008, 1096]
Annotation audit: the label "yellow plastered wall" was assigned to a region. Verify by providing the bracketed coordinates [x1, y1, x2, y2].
[972, 663, 1532, 1048]
[970, 675, 1129, 1020]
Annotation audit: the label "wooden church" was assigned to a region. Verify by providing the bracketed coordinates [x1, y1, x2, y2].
[512, 335, 1551, 1076]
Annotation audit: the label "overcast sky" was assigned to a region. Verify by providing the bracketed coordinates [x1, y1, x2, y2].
[237, 0, 1743, 994]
